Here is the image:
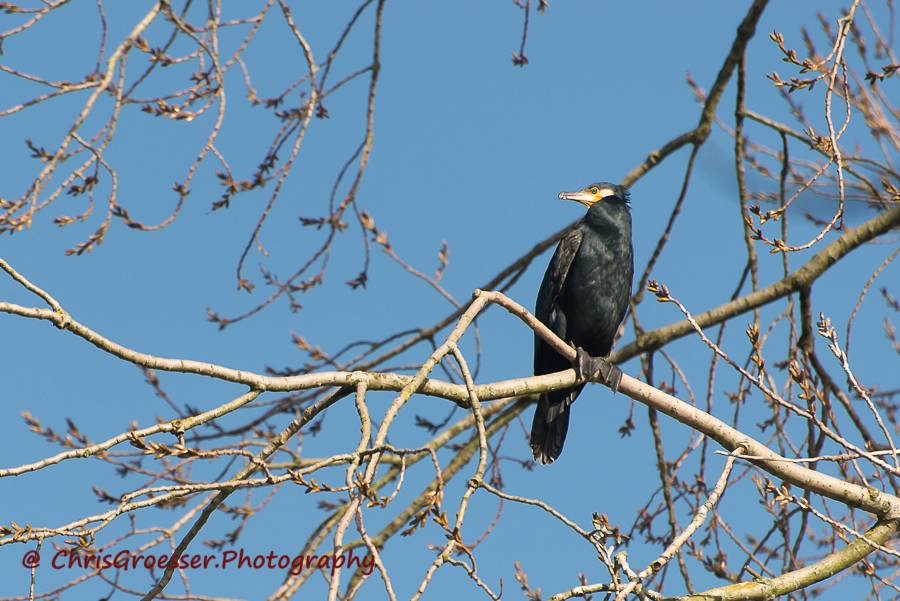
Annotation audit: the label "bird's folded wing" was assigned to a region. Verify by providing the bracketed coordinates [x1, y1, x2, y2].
[534, 226, 582, 375]
[537, 226, 582, 319]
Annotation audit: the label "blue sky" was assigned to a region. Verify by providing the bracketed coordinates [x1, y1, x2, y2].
[1, 1, 897, 599]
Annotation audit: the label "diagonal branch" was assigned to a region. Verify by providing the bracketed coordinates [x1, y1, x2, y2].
[613, 204, 900, 362]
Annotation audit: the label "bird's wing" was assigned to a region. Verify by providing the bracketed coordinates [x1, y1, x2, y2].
[536, 226, 582, 320]
[534, 226, 582, 375]
[530, 226, 584, 464]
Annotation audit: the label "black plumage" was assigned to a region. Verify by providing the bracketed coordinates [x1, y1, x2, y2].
[530, 182, 634, 464]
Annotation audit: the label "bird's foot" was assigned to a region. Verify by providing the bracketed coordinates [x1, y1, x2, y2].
[574, 347, 622, 393]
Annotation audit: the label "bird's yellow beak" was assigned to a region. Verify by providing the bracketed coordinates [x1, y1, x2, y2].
[558, 190, 598, 207]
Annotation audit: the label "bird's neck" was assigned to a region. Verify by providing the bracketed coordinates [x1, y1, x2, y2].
[584, 203, 630, 234]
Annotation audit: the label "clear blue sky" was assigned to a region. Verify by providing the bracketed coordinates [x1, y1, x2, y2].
[1, 2, 897, 599]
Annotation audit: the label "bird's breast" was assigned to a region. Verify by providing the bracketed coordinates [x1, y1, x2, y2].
[559, 230, 633, 355]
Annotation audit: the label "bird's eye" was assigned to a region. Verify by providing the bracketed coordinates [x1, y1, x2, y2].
[589, 187, 599, 195]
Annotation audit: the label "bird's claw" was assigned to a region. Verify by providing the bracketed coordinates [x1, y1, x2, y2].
[574, 347, 622, 393]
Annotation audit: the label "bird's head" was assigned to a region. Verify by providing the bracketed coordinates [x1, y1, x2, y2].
[558, 182, 629, 207]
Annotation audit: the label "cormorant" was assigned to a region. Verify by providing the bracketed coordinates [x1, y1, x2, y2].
[530, 182, 634, 464]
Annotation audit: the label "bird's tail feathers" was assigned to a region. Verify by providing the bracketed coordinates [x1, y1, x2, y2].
[529, 385, 583, 464]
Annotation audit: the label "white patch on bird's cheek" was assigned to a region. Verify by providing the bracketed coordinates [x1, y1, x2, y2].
[596, 187, 616, 200]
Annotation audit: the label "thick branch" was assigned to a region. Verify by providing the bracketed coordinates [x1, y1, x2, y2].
[620, 374, 900, 518]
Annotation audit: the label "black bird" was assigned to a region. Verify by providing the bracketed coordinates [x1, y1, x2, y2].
[530, 182, 634, 464]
